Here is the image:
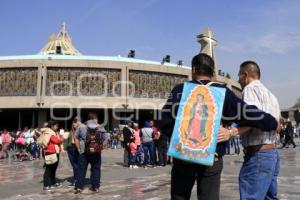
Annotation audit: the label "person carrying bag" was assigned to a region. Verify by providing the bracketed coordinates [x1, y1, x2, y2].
[42, 120, 64, 191]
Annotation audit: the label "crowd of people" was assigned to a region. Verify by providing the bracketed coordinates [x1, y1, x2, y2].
[0, 127, 41, 160]
[0, 54, 299, 199]
[122, 120, 169, 169]
[223, 121, 299, 156]
[0, 115, 298, 195]
[0, 113, 171, 193]
[1, 120, 297, 164]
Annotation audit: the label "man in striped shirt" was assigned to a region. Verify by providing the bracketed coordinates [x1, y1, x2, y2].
[238, 61, 281, 200]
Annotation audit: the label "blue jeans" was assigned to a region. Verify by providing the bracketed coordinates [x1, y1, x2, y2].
[76, 153, 102, 190]
[142, 142, 155, 165]
[28, 142, 40, 158]
[225, 140, 231, 155]
[130, 153, 137, 165]
[136, 145, 144, 164]
[233, 137, 240, 154]
[239, 149, 280, 200]
[111, 139, 118, 149]
[67, 145, 79, 184]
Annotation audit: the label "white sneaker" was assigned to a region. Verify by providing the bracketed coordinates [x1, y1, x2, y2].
[130, 165, 133, 169]
[133, 165, 139, 169]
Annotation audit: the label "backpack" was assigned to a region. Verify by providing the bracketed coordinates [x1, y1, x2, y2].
[85, 126, 102, 154]
[36, 128, 54, 148]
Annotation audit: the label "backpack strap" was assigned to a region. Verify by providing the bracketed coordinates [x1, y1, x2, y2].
[193, 80, 221, 87]
[142, 128, 153, 138]
[206, 81, 220, 86]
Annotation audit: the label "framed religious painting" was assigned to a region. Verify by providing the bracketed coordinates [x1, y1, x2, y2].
[168, 82, 226, 166]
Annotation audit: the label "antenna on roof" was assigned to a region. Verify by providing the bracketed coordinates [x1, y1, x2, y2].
[177, 60, 183, 66]
[128, 50, 135, 58]
[162, 55, 170, 64]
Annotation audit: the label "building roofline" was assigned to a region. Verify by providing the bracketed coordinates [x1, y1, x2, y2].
[0, 54, 191, 69]
[281, 107, 298, 112]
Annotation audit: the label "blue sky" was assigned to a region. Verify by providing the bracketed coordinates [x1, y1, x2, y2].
[0, 0, 299, 108]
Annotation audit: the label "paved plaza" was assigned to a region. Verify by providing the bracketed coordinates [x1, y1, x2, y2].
[0, 140, 300, 200]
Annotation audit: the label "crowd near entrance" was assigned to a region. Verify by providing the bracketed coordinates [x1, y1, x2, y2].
[0, 108, 160, 131]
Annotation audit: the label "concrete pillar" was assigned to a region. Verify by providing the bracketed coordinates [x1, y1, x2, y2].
[32, 111, 36, 128]
[64, 111, 68, 130]
[111, 109, 120, 129]
[121, 66, 127, 97]
[18, 111, 22, 130]
[36, 65, 43, 106]
[37, 110, 47, 128]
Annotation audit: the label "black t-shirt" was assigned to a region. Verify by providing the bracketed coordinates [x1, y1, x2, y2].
[123, 127, 133, 144]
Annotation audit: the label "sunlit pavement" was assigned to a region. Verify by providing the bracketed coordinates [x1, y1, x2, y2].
[0, 139, 299, 200]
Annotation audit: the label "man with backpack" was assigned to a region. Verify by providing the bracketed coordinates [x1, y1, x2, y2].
[74, 113, 107, 193]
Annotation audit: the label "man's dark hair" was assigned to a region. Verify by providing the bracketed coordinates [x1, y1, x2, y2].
[240, 61, 261, 79]
[191, 53, 215, 77]
[88, 112, 98, 120]
[47, 120, 59, 128]
[72, 117, 79, 124]
[127, 121, 133, 127]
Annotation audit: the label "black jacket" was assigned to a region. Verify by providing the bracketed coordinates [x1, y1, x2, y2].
[158, 80, 278, 157]
[123, 126, 133, 145]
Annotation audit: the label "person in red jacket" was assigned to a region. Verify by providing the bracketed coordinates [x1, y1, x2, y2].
[42, 120, 64, 191]
[0, 129, 11, 159]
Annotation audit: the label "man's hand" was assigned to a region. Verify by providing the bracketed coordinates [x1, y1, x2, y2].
[217, 127, 231, 143]
[217, 127, 240, 143]
[218, 126, 253, 143]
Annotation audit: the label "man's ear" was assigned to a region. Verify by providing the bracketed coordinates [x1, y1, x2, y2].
[191, 66, 195, 74]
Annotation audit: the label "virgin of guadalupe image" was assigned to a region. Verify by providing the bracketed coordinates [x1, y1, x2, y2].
[186, 94, 209, 147]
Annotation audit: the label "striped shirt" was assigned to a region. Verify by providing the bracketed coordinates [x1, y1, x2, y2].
[241, 80, 280, 147]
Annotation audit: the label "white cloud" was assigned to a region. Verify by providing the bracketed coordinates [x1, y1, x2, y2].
[217, 1, 300, 108]
[255, 32, 300, 54]
[219, 30, 300, 55]
[219, 2, 300, 55]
